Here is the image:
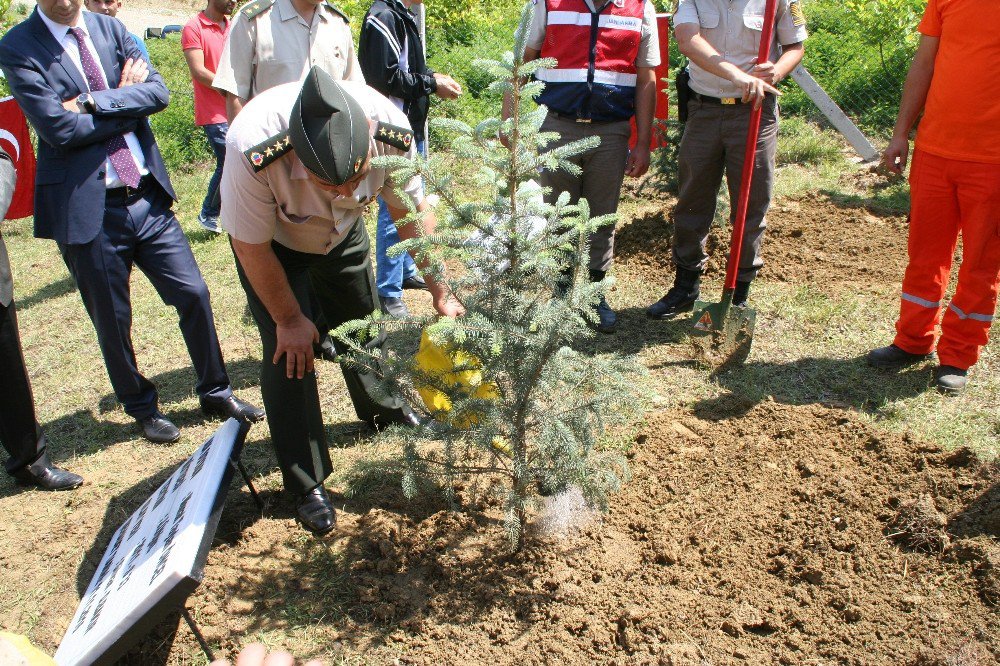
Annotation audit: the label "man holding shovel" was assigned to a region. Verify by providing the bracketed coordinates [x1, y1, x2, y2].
[867, 0, 1000, 394]
[646, 0, 805, 319]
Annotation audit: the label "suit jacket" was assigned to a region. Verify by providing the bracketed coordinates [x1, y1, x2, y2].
[0, 147, 17, 307]
[0, 9, 175, 246]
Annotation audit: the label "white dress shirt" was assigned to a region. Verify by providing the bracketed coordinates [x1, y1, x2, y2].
[38, 9, 149, 187]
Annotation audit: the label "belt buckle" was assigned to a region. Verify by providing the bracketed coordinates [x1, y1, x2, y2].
[576, 117, 592, 123]
[721, 97, 737, 105]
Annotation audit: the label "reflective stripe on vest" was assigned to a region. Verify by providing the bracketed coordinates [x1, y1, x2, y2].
[536, 0, 643, 121]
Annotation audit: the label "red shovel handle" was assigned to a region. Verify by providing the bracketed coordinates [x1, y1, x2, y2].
[723, 0, 779, 292]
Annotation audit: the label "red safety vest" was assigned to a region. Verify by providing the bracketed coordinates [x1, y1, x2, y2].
[536, 0, 644, 121]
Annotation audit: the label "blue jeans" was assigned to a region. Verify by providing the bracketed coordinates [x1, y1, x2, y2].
[201, 122, 228, 218]
[376, 138, 425, 298]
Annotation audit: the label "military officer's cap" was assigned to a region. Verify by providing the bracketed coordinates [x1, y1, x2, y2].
[289, 67, 370, 185]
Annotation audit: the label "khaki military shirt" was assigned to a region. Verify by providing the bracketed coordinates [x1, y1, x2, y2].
[221, 81, 422, 255]
[212, 0, 364, 102]
[525, 0, 662, 68]
[673, 0, 807, 99]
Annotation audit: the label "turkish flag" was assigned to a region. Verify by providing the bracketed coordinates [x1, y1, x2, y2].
[0, 96, 36, 220]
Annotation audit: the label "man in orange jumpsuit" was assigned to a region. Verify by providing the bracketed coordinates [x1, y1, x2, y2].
[867, 0, 1000, 394]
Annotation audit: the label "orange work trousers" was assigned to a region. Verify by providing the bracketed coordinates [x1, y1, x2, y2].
[893, 149, 1000, 370]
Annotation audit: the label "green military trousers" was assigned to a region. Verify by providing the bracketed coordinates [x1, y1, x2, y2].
[233, 219, 410, 495]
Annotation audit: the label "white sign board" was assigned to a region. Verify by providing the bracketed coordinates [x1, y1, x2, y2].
[55, 418, 248, 666]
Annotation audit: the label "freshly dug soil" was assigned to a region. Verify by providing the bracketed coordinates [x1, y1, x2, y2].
[615, 196, 910, 291]
[160, 401, 998, 665]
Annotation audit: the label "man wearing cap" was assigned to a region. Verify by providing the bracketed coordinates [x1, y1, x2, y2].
[222, 66, 461, 535]
[645, 0, 805, 319]
[212, 0, 363, 123]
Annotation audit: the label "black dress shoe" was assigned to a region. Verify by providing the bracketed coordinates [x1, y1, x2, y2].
[402, 275, 428, 290]
[296, 485, 336, 535]
[201, 395, 266, 423]
[13, 454, 83, 491]
[314, 334, 338, 363]
[137, 411, 180, 443]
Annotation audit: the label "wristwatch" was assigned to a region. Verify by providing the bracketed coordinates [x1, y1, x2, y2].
[76, 92, 94, 114]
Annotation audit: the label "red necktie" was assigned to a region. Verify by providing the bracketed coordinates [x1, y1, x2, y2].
[68, 27, 142, 188]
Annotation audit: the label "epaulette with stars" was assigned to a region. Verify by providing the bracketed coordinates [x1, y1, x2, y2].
[244, 130, 293, 172]
[322, 0, 350, 23]
[240, 0, 274, 20]
[374, 121, 413, 152]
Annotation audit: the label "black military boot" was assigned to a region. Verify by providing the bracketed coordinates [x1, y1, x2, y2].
[590, 269, 617, 334]
[646, 268, 701, 319]
[733, 280, 751, 307]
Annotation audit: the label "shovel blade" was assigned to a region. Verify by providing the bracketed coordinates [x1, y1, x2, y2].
[689, 300, 757, 369]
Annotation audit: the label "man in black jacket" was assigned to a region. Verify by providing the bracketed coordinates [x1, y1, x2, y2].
[359, 0, 461, 318]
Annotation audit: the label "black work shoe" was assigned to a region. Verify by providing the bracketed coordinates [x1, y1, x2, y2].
[866, 344, 934, 370]
[402, 275, 428, 290]
[934, 365, 968, 395]
[201, 395, 265, 423]
[137, 411, 180, 444]
[296, 485, 336, 535]
[13, 454, 84, 491]
[379, 295, 409, 318]
[595, 297, 618, 334]
[647, 287, 698, 319]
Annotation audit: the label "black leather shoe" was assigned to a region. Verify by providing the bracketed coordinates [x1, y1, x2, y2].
[934, 365, 968, 395]
[595, 297, 618, 334]
[201, 395, 265, 423]
[296, 485, 336, 535]
[402, 275, 428, 290]
[314, 334, 338, 363]
[13, 454, 83, 491]
[379, 295, 410, 318]
[866, 344, 933, 370]
[137, 411, 180, 443]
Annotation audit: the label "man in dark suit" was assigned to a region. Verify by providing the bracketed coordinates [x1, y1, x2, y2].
[0, 0, 263, 443]
[0, 148, 83, 490]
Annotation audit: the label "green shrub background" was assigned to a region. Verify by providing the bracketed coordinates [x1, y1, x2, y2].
[4, 0, 923, 175]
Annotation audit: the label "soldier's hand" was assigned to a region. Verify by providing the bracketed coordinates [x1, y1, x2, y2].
[427, 279, 464, 317]
[749, 58, 779, 85]
[433, 73, 463, 100]
[274, 313, 320, 380]
[626, 144, 651, 178]
[881, 136, 909, 175]
[730, 70, 779, 108]
[119, 58, 149, 87]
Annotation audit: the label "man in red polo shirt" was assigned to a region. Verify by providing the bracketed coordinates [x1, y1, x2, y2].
[867, 0, 1000, 394]
[182, 0, 236, 233]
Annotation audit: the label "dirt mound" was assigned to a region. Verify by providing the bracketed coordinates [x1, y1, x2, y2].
[175, 402, 999, 665]
[615, 197, 910, 291]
